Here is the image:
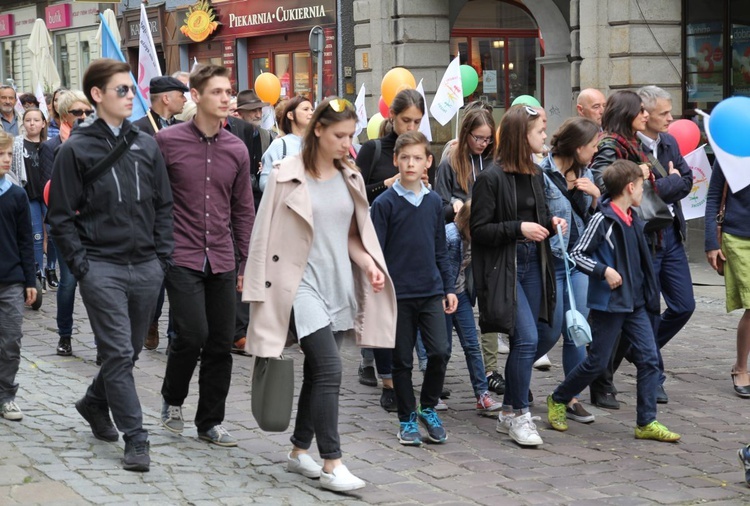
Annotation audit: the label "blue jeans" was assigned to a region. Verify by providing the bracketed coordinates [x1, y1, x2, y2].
[537, 256, 589, 395]
[504, 242, 542, 413]
[651, 225, 695, 384]
[56, 258, 77, 337]
[553, 306, 660, 427]
[29, 199, 45, 274]
[445, 291, 487, 397]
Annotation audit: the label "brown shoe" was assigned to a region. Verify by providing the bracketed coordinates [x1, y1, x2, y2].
[231, 336, 248, 355]
[144, 322, 159, 350]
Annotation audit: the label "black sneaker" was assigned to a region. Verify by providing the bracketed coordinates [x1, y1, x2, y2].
[487, 371, 505, 395]
[417, 405, 447, 443]
[358, 364, 377, 387]
[56, 336, 72, 356]
[46, 268, 59, 288]
[123, 440, 150, 472]
[75, 398, 119, 442]
[95, 353, 102, 366]
[380, 388, 397, 412]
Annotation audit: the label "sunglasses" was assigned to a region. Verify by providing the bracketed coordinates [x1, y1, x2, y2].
[524, 105, 539, 116]
[105, 84, 137, 98]
[329, 98, 354, 113]
[470, 133, 493, 145]
[69, 109, 94, 117]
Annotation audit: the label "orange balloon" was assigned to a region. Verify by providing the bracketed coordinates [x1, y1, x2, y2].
[381, 67, 416, 107]
[254, 73, 281, 105]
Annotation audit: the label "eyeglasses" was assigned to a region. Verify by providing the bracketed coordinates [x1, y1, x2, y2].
[69, 109, 94, 117]
[104, 84, 137, 98]
[470, 133, 493, 145]
[329, 98, 354, 113]
[524, 105, 539, 116]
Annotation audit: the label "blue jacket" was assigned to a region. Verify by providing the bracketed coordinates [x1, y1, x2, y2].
[705, 161, 750, 250]
[571, 200, 659, 314]
[639, 132, 693, 242]
[539, 155, 595, 259]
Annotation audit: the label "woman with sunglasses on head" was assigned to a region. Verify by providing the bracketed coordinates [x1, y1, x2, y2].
[535, 116, 601, 424]
[586, 90, 652, 410]
[11, 108, 48, 292]
[471, 105, 566, 447]
[40, 90, 93, 357]
[243, 98, 396, 492]
[258, 95, 314, 192]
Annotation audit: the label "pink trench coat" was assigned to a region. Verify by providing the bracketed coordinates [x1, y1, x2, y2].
[241, 155, 397, 358]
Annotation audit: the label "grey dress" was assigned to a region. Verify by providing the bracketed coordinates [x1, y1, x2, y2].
[292, 171, 357, 339]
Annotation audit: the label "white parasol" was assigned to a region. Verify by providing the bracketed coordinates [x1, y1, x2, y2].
[27, 18, 61, 92]
[96, 8, 122, 58]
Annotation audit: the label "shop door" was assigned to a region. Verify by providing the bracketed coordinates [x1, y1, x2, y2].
[274, 51, 312, 100]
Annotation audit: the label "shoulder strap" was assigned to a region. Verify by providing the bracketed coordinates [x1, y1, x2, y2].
[367, 139, 381, 186]
[281, 137, 287, 158]
[546, 171, 589, 222]
[83, 127, 140, 188]
[645, 151, 668, 178]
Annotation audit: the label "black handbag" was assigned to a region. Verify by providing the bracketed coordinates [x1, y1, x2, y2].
[634, 179, 673, 233]
[251, 355, 294, 432]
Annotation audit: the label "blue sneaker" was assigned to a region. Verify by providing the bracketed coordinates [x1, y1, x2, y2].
[738, 445, 750, 486]
[417, 405, 447, 443]
[397, 412, 422, 446]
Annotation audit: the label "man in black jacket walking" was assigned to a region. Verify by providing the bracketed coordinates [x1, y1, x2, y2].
[48, 59, 174, 473]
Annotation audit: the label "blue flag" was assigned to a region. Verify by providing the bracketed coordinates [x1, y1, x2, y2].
[98, 13, 148, 122]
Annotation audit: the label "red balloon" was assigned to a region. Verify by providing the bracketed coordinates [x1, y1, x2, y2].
[378, 96, 389, 118]
[44, 180, 51, 206]
[667, 119, 701, 156]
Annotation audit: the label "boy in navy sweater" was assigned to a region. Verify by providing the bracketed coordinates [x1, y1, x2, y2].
[0, 131, 37, 421]
[371, 131, 458, 446]
[546, 160, 680, 442]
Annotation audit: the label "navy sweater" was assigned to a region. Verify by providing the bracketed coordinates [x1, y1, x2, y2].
[370, 188, 453, 299]
[0, 183, 35, 288]
[705, 161, 750, 251]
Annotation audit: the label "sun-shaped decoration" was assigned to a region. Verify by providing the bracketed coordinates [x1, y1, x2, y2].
[181, 0, 220, 43]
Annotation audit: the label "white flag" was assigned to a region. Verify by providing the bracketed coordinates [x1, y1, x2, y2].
[698, 110, 750, 193]
[35, 82, 49, 120]
[137, 3, 162, 106]
[680, 145, 711, 221]
[191, 57, 200, 72]
[354, 84, 367, 137]
[430, 56, 463, 126]
[261, 105, 275, 131]
[416, 80, 432, 141]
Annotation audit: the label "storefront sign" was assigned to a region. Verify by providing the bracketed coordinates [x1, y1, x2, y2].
[0, 15, 13, 37]
[45, 4, 72, 31]
[181, 0, 220, 43]
[218, 0, 335, 38]
[129, 17, 160, 41]
[322, 27, 336, 98]
[69, 2, 100, 29]
[223, 40, 236, 85]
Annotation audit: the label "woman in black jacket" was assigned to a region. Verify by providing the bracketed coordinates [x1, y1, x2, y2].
[471, 105, 565, 447]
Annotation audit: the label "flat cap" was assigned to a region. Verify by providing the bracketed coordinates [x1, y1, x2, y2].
[150, 76, 189, 95]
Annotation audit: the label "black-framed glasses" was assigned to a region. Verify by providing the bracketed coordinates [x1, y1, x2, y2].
[329, 98, 353, 112]
[470, 133, 493, 145]
[105, 84, 137, 98]
[69, 109, 94, 117]
[524, 105, 539, 116]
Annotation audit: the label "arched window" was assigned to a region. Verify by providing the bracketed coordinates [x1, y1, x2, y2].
[450, 0, 541, 110]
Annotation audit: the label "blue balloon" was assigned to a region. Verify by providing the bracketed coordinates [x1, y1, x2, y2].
[710, 96, 750, 157]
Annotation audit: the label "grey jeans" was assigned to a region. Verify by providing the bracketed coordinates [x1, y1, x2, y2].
[78, 259, 163, 443]
[0, 283, 24, 404]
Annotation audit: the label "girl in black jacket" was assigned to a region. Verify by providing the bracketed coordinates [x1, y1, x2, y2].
[471, 105, 565, 447]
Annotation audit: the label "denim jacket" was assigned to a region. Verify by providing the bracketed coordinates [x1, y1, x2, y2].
[540, 154, 594, 259]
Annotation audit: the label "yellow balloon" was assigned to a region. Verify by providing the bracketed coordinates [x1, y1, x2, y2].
[367, 113, 384, 140]
[254, 73, 281, 105]
[381, 67, 416, 106]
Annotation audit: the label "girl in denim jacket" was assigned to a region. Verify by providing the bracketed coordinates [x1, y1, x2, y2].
[537, 117, 600, 423]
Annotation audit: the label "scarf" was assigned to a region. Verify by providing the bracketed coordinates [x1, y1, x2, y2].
[59, 122, 72, 142]
[598, 133, 649, 164]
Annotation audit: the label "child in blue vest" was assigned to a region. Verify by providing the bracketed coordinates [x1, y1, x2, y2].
[0, 131, 37, 421]
[371, 131, 458, 446]
[546, 159, 680, 442]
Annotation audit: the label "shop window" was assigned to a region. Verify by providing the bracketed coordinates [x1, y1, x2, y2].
[450, 0, 539, 111]
[3, 39, 32, 92]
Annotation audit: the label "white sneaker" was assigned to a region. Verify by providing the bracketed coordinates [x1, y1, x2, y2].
[287, 452, 322, 479]
[496, 411, 515, 434]
[435, 398, 448, 411]
[320, 464, 366, 492]
[509, 412, 543, 446]
[533, 354, 552, 371]
[1, 400, 23, 421]
[497, 334, 510, 354]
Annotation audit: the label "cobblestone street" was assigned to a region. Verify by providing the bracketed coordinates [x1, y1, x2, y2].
[1, 263, 749, 505]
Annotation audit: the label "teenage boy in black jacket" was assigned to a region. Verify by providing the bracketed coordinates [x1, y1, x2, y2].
[48, 59, 174, 472]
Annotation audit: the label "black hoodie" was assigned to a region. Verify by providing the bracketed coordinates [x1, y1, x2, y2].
[47, 116, 174, 280]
